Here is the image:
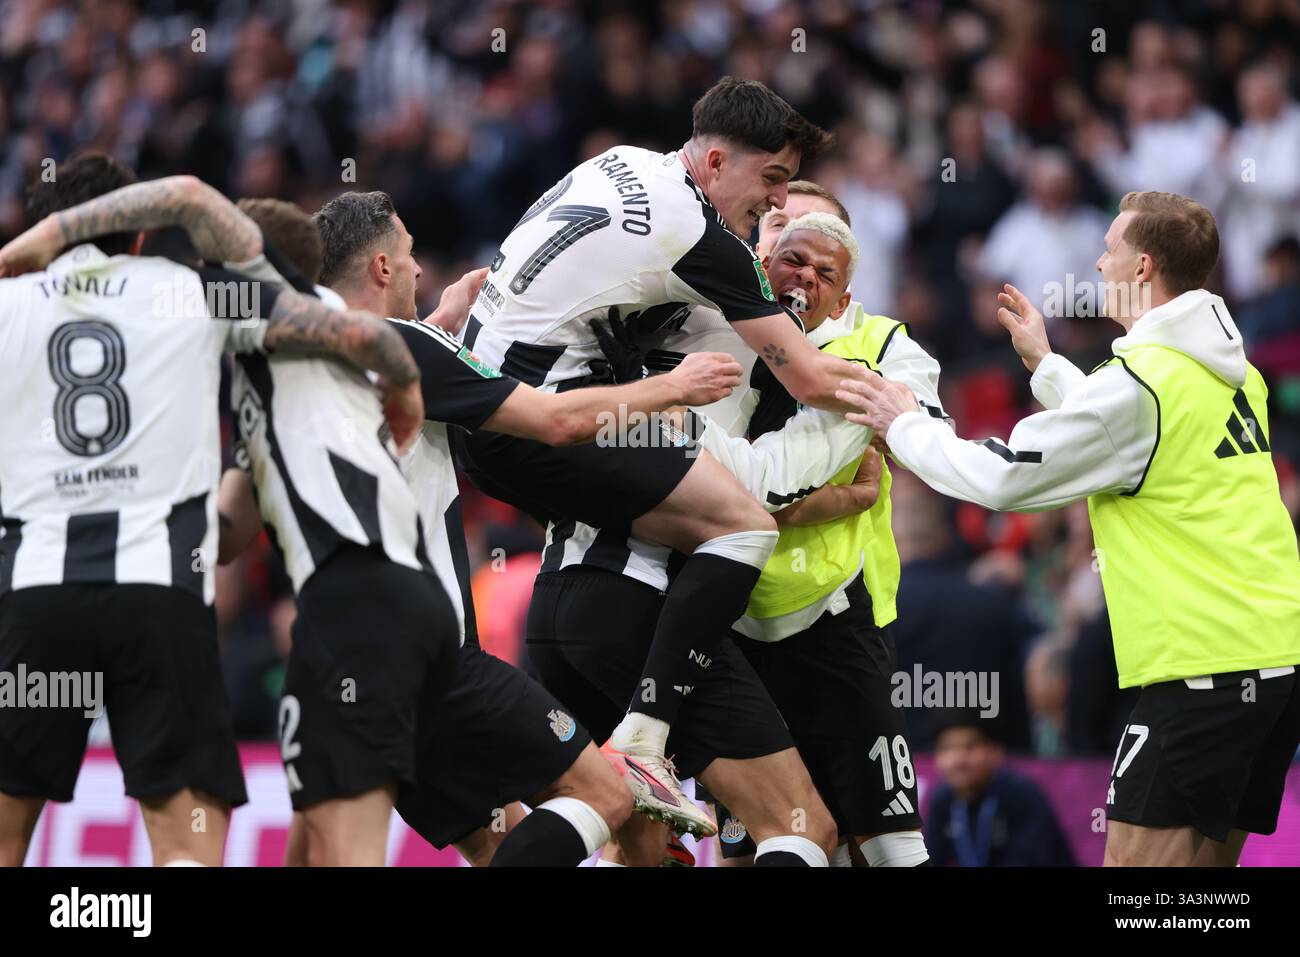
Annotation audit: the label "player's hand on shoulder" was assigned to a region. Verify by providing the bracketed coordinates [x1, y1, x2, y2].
[377, 376, 424, 455]
[0, 215, 63, 277]
[668, 351, 742, 407]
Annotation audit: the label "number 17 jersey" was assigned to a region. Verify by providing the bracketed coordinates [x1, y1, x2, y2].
[464, 146, 789, 391]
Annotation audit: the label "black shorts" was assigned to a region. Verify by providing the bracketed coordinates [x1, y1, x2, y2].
[525, 567, 792, 781]
[281, 545, 460, 811]
[0, 584, 246, 807]
[396, 644, 591, 849]
[714, 579, 922, 857]
[454, 424, 696, 530]
[1107, 666, 1300, 842]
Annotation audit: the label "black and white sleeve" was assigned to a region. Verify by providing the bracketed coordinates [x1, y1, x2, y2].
[668, 215, 792, 324]
[387, 318, 521, 429]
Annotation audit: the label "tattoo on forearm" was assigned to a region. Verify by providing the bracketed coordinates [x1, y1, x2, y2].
[55, 176, 262, 264]
[266, 293, 419, 386]
[761, 344, 788, 368]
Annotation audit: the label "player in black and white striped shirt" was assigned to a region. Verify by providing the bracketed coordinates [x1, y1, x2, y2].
[293, 192, 739, 865]
[0, 155, 421, 867]
[455, 78, 879, 844]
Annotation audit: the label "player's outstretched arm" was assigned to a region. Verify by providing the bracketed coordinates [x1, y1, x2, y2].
[836, 371, 1152, 512]
[261, 291, 424, 451]
[0, 175, 263, 273]
[481, 351, 742, 446]
[731, 310, 870, 413]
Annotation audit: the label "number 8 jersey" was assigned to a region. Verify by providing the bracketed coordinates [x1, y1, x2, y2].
[0, 244, 267, 604]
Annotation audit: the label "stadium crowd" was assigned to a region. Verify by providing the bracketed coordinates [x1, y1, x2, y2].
[2, 0, 1297, 763]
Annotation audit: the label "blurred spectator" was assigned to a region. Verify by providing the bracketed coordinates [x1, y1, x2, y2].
[1082, 57, 1228, 205]
[822, 128, 910, 316]
[1218, 64, 1300, 300]
[1238, 235, 1300, 349]
[912, 98, 1017, 340]
[924, 710, 1077, 866]
[978, 148, 1108, 316]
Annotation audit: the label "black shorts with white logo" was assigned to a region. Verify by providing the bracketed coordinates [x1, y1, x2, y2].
[525, 567, 792, 781]
[0, 583, 246, 806]
[454, 423, 697, 530]
[1107, 666, 1300, 842]
[281, 545, 460, 811]
[396, 643, 591, 849]
[714, 578, 922, 857]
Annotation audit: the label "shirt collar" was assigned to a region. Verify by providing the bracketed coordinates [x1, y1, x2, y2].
[49, 243, 113, 271]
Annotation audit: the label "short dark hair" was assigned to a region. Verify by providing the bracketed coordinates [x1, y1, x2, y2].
[26, 151, 139, 256]
[313, 190, 398, 287]
[691, 77, 834, 164]
[931, 709, 1007, 746]
[787, 180, 851, 227]
[238, 197, 323, 285]
[1118, 191, 1219, 296]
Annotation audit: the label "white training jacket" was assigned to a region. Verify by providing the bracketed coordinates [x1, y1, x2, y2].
[883, 290, 1245, 512]
[696, 303, 946, 511]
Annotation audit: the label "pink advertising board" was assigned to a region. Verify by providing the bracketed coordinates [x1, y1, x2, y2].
[21, 746, 1300, 866]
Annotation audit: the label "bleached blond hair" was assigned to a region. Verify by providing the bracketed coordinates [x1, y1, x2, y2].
[776, 211, 858, 285]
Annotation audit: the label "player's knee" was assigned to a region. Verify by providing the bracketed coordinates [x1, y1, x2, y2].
[723, 498, 776, 535]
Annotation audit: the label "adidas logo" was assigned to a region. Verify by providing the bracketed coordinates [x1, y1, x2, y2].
[881, 791, 915, 817]
[1214, 389, 1270, 458]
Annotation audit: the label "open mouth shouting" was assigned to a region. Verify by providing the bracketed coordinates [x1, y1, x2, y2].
[780, 286, 809, 315]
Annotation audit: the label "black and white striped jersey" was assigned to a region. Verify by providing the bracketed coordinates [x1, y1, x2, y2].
[463, 145, 790, 391]
[634, 303, 769, 440]
[0, 244, 271, 603]
[537, 302, 949, 591]
[385, 318, 519, 646]
[227, 266, 428, 595]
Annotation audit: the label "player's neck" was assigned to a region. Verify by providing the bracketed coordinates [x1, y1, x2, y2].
[680, 142, 709, 197]
[336, 283, 386, 317]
